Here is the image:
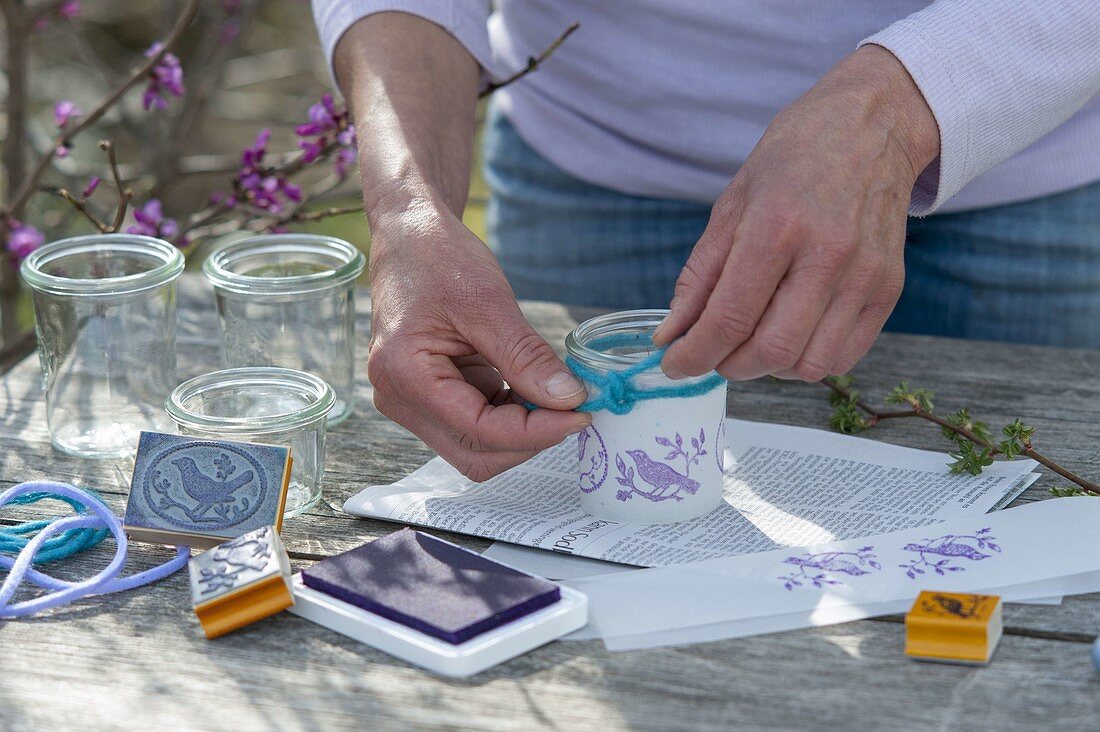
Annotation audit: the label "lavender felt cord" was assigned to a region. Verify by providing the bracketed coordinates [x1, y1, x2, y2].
[0, 481, 189, 618]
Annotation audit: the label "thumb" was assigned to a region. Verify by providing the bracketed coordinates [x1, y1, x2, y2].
[463, 301, 587, 410]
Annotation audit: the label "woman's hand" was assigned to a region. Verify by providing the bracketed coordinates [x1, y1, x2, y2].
[654, 45, 939, 382]
[367, 206, 590, 481]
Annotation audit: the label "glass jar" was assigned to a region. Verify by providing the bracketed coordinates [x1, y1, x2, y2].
[565, 309, 728, 524]
[20, 234, 184, 458]
[203, 234, 365, 426]
[166, 367, 336, 517]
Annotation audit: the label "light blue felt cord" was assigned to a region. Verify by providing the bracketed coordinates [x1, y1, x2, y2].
[0, 481, 189, 618]
[0, 490, 110, 563]
[527, 333, 726, 415]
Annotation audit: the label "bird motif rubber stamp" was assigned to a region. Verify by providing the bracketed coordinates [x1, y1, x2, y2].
[172, 455, 255, 518]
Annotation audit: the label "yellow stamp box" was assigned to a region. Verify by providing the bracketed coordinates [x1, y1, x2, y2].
[905, 590, 1003, 665]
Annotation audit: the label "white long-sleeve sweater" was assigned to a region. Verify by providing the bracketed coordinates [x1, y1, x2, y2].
[312, 1, 1100, 215]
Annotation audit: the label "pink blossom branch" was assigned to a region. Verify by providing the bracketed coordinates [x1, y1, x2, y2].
[2, 0, 199, 220]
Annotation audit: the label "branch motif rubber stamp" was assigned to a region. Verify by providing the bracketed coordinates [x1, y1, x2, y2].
[188, 524, 294, 639]
[898, 528, 1001, 579]
[778, 546, 881, 590]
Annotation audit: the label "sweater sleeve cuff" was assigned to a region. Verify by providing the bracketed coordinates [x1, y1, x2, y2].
[312, 0, 497, 87]
[859, 23, 963, 217]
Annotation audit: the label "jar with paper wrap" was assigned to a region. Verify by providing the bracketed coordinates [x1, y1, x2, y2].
[564, 310, 728, 524]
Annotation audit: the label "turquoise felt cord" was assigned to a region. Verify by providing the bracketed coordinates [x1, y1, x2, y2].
[527, 335, 726, 415]
[0, 490, 109, 563]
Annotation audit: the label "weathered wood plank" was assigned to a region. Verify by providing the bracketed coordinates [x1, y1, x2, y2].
[4, 273, 1100, 730]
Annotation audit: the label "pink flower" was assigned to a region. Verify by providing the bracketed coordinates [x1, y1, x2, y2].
[233, 129, 301, 213]
[4, 220, 45, 262]
[126, 199, 180, 241]
[82, 176, 101, 198]
[54, 100, 83, 128]
[58, 1, 81, 19]
[294, 94, 357, 178]
[141, 43, 185, 111]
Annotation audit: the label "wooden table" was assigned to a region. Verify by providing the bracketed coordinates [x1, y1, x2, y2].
[3, 275, 1100, 731]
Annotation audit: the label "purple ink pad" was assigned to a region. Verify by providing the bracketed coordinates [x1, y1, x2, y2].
[300, 529, 561, 645]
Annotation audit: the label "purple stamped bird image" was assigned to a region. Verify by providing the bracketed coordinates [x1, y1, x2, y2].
[903, 539, 988, 561]
[626, 449, 700, 500]
[171, 456, 254, 517]
[782, 552, 870, 577]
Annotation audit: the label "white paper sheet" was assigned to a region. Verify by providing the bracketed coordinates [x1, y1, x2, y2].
[562, 498, 1099, 650]
[345, 419, 1040, 567]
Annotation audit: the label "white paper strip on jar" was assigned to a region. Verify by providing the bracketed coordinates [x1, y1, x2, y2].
[565, 310, 728, 525]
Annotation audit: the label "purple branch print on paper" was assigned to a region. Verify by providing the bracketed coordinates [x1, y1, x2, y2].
[898, 528, 1001, 579]
[577, 425, 608, 494]
[656, 429, 707, 476]
[778, 547, 881, 591]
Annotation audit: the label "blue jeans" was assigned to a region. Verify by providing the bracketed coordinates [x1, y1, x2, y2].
[483, 109, 1100, 348]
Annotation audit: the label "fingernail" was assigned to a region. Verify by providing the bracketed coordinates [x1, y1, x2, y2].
[546, 372, 585, 400]
[652, 317, 671, 343]
[662, 361, 687, 380]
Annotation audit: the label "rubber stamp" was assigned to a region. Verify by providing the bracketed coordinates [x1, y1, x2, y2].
[905, 590, 1003, 665]
[289, 529, 588, 677]
[189, 525, 293, 639]
[124, 431, 292, 549]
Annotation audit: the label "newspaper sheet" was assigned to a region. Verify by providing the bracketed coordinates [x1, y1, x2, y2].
[344, 420, 1040, 568]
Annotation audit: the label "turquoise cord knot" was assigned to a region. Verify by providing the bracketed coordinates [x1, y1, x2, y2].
[526, 334, 726, 414]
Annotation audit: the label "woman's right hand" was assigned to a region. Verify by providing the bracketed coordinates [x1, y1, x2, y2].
[366, 205, 590, 481]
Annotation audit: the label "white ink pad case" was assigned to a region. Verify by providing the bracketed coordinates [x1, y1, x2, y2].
[288, 531, 588, 678]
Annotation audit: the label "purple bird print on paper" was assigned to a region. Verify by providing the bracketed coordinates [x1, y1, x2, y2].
[614, 449, 701, 502]
[779, 547, 881, 590]
[899, 528, 1001, 579]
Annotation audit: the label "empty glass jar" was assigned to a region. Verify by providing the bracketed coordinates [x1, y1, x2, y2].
[203, 234, 365, 426]
[20, 234, 184, 458]
[166, 367, 336, 517]
[565, 309, 728, 524]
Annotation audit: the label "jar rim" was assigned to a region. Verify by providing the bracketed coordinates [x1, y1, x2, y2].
[566, 309, 670, 369]
[20, 234, 184, 297]
[202, 234, 365, 296]
[166, 367, 336, 435]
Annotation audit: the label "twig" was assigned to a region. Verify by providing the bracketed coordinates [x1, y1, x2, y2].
[2, 0, 200, 220]
[823, 376, 1100, 496]
[283, 205, 362, 223]
[480, 21, 580, 98]
[98, 140, 133, 231]
[46, 187, 110, 232]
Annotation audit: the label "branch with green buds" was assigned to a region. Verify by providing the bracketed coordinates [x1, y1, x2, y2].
[823, 376, 1100, 497]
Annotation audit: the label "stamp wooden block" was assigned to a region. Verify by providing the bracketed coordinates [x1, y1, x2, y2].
[905, 590, 1003, 665]
[189, 525, 293, 639]
[124, 431, 292, 549]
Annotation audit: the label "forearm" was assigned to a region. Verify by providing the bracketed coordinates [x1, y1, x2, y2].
[334, 12, 480, 237]
[862, 0, 1100, 214]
